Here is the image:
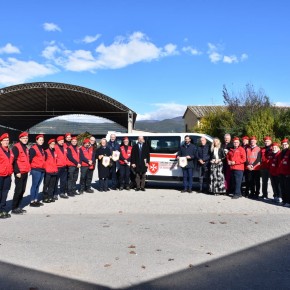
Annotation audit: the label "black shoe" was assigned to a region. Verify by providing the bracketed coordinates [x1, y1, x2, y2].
[20, 208, 27, 213]
[135, 188, 140, 191]
[4, 211, 11, 218]
[36, 201, 44, 206]
[30, 202, 40, 207]
[43, 198, 51, 203]
[119, 187, 124, 191]
[49, 198, 55, 202]
[53, 195, 58, 200]
[141, 188, 146, 191]
[85, 189, 94, 193]
[99, 189, 103, 192]
[60, 193, 69, 199]
[74, 191, 81, 195]
[187, 189, 192, 193]
[180, 189, 187, 193]
[11, 208, 23, 214]
[125, 186, 130, 191]
[67, 193, 75, 197]
[0, 211, 7, 218]
[111, 187, 117, 190]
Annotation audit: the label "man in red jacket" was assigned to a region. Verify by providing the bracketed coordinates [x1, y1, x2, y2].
[0, 133, 13, 218]
[227, 137, 246, 199]
[11, 132, 31, 214]
[269, 142, 281, 202]
[245, 136, 261, 199]
[279, 138, 290, 205]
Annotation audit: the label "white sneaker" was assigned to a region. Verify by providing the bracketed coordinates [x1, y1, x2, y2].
[278, 198, 283, 203]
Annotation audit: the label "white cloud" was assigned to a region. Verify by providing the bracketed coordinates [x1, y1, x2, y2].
[207, 42, 247, 64]
[0, 57, 58, 86]
[182, 46, 202, 55]
[0, 43, 20, 54]
[274, 102, 290, 107]
[82, 34, 101, 43]
[43, 22, 61, 32]
[223, 55, 238, 64]
[137, 103, 186, 121]
[42, 31, 178, 71]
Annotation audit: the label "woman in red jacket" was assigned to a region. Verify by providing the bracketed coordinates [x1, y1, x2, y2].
[0, 133, 13, 218]
[227, 137, 246, 199]
[269, 142, 281, 202]
[43, 139, 58, 203]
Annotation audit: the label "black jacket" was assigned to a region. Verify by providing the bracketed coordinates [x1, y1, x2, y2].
[131, 143, 150, 173]
[178, 143, 197, 169]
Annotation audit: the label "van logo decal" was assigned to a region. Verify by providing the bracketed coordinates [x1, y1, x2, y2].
[149, 162, 159, 174]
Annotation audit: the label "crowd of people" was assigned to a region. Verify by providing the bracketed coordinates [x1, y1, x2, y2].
[0, 130, 289, 219]
[178, 134, 290, 203]
[0, 132, 150, 219]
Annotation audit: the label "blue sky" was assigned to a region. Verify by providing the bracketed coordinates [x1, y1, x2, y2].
[1, 0, 289, 121]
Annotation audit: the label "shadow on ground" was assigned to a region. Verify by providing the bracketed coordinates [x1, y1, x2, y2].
[1, 233, 290, 290]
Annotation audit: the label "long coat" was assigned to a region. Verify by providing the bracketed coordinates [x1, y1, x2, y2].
[131, 143, 150, 173]
[95, 146, 111, 178]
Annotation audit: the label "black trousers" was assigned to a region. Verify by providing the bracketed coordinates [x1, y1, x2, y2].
[55, 166, 67, 195]
[109, 162, 118, 188]
[198, 164, 209, 191]
[12, 173, 28, 210]
[270, 175, 281, 198]
[0, 175, 12, 211]
[119, 165, 130, 187]
[43, 173, 57, 199]
[135, 172, 146, 189]
[260, 168, 270, 197]
[280, 175, 290, 203]
[245, 170, 261, 196]
[67, 166, 79, 194]
[80, 167, 93, 191]
[99, 178, 108, 191]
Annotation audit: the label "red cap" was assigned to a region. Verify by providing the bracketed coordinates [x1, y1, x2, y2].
[250, 136, 257, 140]
[242, 136, 249, 140]
[272, 142, 280, 147]
[123, 137, 129, 141]
[83, 138, 90, 144]
[71, 136, 77, 141]
[263, 136, 272, 141]
[57, 136, 64, 142]
[233, 137, 240, 141]
[281, 138, 289, 144]
[48, 138, 55, 145]
[36, 134, 44, 140]
[0, 133, 9, 141]
[65, 133, 71, 138]
[19, 132, 28, 138]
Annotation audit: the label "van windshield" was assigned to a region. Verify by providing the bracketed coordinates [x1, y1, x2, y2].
[147, 136, 180, 154]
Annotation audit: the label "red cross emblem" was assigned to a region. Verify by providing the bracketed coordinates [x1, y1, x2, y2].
[149, 161, 159, 174]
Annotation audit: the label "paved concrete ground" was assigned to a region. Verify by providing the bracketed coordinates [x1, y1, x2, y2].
[1, 171, 290, 290]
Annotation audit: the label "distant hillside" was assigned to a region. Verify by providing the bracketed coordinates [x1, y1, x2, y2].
[135, 116, 184, 132]
[29, 116, 184, 134]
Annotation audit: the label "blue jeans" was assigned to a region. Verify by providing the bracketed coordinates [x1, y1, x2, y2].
[231, 170, 244, 196]
[0, 175, 12, 211]
[30, 169, 44, 202]
[182, 168, 193, 190]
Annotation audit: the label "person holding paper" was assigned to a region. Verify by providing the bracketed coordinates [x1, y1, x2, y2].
[96, 138, 111, 192]
[107, 134, 120, 190]
[177, 135, 197, 193]
[131, 136, 150, 191]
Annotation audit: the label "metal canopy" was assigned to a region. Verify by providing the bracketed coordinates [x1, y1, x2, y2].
[0, 82, 136, 131]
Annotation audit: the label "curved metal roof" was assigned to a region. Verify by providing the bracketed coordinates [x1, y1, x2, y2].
[0, 82, 136, 131]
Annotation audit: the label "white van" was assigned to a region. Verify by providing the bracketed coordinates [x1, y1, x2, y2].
[106, 132, 213, 184]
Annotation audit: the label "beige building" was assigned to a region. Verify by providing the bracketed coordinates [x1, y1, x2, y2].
[183, 105, 224, 132]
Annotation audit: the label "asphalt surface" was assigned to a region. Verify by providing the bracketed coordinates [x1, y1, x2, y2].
[1, 172, 290, 290]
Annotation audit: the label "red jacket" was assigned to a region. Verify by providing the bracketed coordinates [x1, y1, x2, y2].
[119, 145, 132, 165]
[54, 144, 67, 167]
[30, 144, 45, 169]
[246, 146, 261, 170]
[279, 149, 290, 175]
[80, 146, 94, 169]
[227, 146, 246, 171]
[45, 149, 58, 174]
[269, 151, 280, 176]
[67, 145, 80, 167]
[14, 142, 31, 174]
[0, 146, 14, 176]
[260, 146, 272, 170]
